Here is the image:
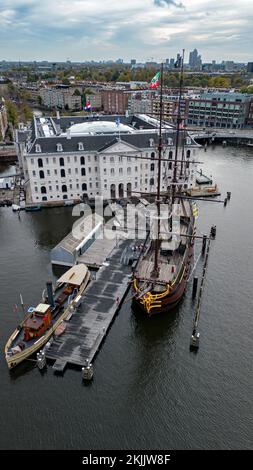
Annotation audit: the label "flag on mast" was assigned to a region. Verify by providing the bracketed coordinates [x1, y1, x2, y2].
[149, 71, 160, 89]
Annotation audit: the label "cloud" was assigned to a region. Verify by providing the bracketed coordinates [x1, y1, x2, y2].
[154, 0, 184, 8]
[0, 1, 252, 62]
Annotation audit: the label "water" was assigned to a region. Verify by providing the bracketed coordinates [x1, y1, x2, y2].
[0, 146, 253, 450]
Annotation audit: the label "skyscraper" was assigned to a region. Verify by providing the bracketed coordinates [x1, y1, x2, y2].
[189, 49, 202, 70]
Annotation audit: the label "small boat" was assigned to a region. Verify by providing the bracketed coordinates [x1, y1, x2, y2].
[5, 264, 90, 369]
[12, 204, 21, 212]
[25, 205, 41, 212]
[54, 321, 67, 337]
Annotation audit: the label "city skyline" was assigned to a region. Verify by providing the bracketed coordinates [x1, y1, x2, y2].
[0, 1, 252, 63]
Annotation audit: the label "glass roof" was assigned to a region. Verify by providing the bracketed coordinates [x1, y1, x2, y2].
[68, 121, 134, 135]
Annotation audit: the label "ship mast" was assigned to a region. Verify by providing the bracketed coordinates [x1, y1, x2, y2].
[172, 49, 185, 203]
[152, 62, 164, 277]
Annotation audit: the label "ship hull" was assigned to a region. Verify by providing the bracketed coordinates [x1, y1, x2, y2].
[132, 239, 194, 316]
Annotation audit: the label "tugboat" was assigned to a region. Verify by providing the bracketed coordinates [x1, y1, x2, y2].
[5, 264, 90, 369]
[132, 54, 198, 315]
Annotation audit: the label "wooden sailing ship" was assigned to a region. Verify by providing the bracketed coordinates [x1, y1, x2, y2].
[132, 53, 199, 315]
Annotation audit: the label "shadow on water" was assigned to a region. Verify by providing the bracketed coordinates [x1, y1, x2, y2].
[8, 359, 36, 382]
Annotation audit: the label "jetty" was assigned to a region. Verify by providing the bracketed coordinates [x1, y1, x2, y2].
[44, 238, 132, 373]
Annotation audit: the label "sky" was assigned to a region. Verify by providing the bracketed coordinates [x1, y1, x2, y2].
[0, 0, 252, 63]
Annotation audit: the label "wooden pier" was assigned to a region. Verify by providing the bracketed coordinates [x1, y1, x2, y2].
[44, 238, 132, 373]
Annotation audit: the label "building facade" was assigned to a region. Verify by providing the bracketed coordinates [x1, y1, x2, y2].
[187, 93, 252, 129]
[40, 87, 81, 110]
[17, 114, 199, 205]
[101, 89, 129, 114]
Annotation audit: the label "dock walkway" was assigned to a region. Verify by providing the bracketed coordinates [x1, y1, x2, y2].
[45, 238, 132, 372]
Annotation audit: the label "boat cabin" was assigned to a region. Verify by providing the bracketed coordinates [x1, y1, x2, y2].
[23, 303, 52, 342]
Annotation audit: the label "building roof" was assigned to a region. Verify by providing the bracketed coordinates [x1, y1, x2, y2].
[57, 264, 89, 286]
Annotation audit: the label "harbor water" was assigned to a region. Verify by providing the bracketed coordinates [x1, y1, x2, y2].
[0, 146, 253, 449]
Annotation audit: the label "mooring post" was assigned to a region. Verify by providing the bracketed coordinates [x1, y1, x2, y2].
[192, 277, 198, 299]
[202, 235, 207, 255]
[227, 191, 231, 201]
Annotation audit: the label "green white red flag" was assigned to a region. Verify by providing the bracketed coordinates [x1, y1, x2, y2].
[150, 71, 160, 89]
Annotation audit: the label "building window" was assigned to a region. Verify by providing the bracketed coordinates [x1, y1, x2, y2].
[61, 169, 66, 177]
[119, 168, 123, 174]
[169, 151, 173, 159]
[35, 144, 41, 153]
[151, 152, 155, 159]
[54, 169, 57, 175]
[53, 157, 56, 164]
[38, 158, 43, 168]
[41, 186, 47, 194]
[81, 168, 86, 176]
[32, 170, 36, 177]
[110, 157, 114, 163]
[35, 187, 38, 193]
[59, 157, 64, 166]
[39, 170, 45, 179]
[82, 183, 87, 191]
[111, 168, 115, 175]
[78, 142, 84, 151]
[47, 170, 50, 176]
[127, 167, 131, 174]
[75, 168, 78, 174]
[76, 184, 79, 189]
[49, 185, 52, 191]
[62, 185, 67, 192]
[68, 169, 71, 175]
[150, 178, 154, 185]
[150, 163, 154, 171]
[57, 143, 63, 152]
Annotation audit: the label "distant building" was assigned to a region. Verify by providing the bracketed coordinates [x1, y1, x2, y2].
[224, 61, 235, 72]
[85, 92, 102, 111]
[39, 87, 81, 110]
[187, 92, 253, 129]
[189, 49, 202, 71]
[101, 89, 129, 114]
[247, 62, 253, 73]
[0, 101, 8, 141]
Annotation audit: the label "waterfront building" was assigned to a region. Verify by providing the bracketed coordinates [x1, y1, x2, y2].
[0, 101, 8, 141]
[187, 92, 253, 129]
[16, 114, 199, 205]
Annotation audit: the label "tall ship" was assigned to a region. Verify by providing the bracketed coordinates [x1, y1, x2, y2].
[132, 54, 199, 315]
[5, 264, 90, 369]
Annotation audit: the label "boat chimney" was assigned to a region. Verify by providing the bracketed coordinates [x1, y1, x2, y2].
[46, 281, 55, 307]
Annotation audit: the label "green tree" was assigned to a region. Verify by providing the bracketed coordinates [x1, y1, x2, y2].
[6, 100, 19, 127]
[209, 76, 231, 88]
